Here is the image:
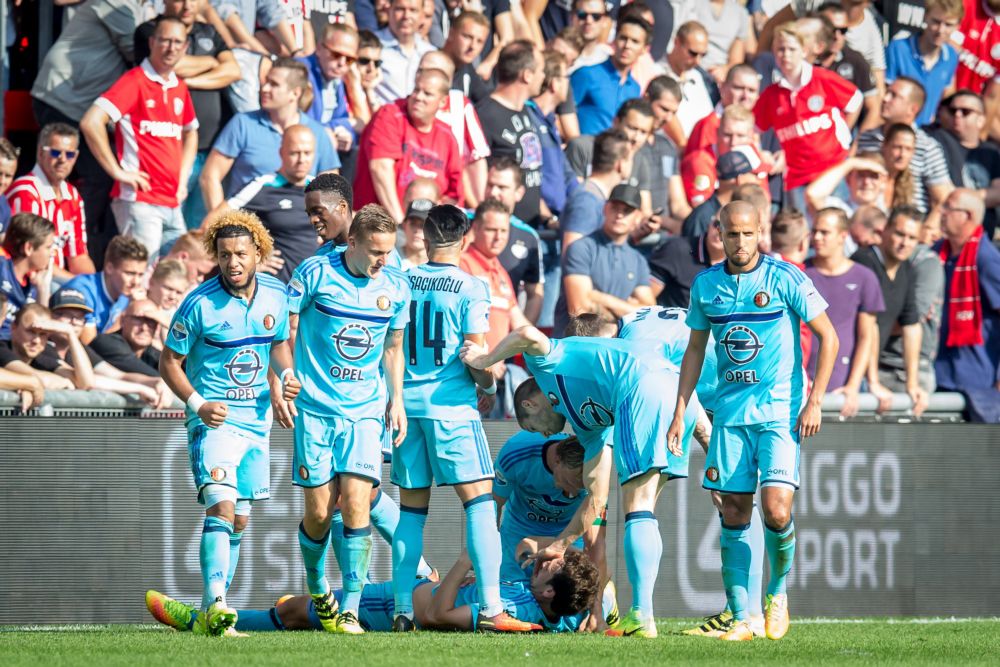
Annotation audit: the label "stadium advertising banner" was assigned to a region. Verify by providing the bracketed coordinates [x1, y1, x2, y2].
[0, 419, 996, 623]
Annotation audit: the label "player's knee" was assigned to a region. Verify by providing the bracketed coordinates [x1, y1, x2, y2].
[763, 504, 791, 531]
[233, 514, 250, 533]
[203, 484, 238, 523]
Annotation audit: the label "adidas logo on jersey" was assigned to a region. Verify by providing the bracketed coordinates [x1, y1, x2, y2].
[219, 321, 233, 331]
[712, 295, 723, 305]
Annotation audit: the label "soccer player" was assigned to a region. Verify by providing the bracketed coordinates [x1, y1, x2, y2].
[283, 204, 411, 634]
[667, 200, 839, 642]
[460, 326, 702, 638]
[390, 204, 536, 633]
[159, 210, 300, 637]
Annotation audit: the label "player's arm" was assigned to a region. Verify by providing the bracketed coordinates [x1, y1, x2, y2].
[270, 312, 300, 429]
[800, 312, 839, 438]
[463, 332, 495, 392]
[460, 325, 551, 370]
[579, 509, 609, 632]
[693, 405, 712, 454]
[159, 347, 228, 428]
[383, 328, 407, 445]
[534, 447, 613, 562]
[269, 338, 301, 416]
[667, 328, 710, 455]
[420, 551, 476, 631]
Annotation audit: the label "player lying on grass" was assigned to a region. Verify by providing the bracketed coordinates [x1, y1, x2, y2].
[147, 548, 606, 634]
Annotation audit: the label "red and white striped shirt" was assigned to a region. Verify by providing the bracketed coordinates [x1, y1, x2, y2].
[438, 90, 492, 165]
[94, 59, 198, 207]
[6, 165, 87, 269]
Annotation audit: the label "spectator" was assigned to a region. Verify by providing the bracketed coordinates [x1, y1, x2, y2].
[754, 22, 862, 211]
[374, 0, 436, 106]
[692, 0, 755, 84]
[30, 0, 146, 264]
[849, 205, 889, 256]
[817, 3, 881, 132]
[934, 189, 1000, 393]
[852, 205, 930, 414]
[442, 11, 492, 103]
[662, 21, 720, 139]
[645, 76, 691, 227]
[60, 235, 148, 344]
[435, 3, 513, 82]
[544, 27, 584, 143]
[876, 0, 928, 43]
[134, 0, 242, 228]
[356, 0, 392, 31]
[886, 0, 962, 128]
[857, 77, 954, 215]
[549, 25, 585, 70]
[215, 0, 299, 57]
[806, 152, 890, 218]
[951, 0, 1000, 141]
[0, 139, 17, 236]
[528, 50, 579, 222]
[842, 0, 887, 93]
[357, 30, 386, 114]
[220, 125, 316, 282]
[0, 214, 56, 339]
[200, 58, 341, 214]
[80, 16, 199, 261]
[615, 2, 666, 91]
[403, 176, 443, 209]
[89, 298, 167, 378]
[483, 160, 544, 324]
[353, 68, 462, 221]
[159, 231, 215, 287]
[771, 208, 810, 267]
[568, 0, 615, 70]
[804, 207, 884, 417]
[554, 183, 654, 335]
[682, 147, 765, 238]
[147, 259, 190, 344]
[569, 14, 648, 136]
[647, 215, 726, 308]
[685, 63, 761, 156]
[879, 123, 920, 210]
[925, 90, 1000, 241]
[6, 123, 95, 280]
[476, 40, 546, 226]
[560, 129, 632, 250]
[1, 303, 91, 391]
[753, 16, 825, 89]
[400, 198, 433, 269]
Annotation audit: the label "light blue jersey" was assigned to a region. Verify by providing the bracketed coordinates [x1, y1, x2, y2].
[494, 432, 585, 532]
[687, 255, 827, 427]
[166, 274, 290, 438]
[618, 306, 720, 412]
[317, 240, 403, 269]
[402, 262, 491, 420]
[287, 251, 411, 419]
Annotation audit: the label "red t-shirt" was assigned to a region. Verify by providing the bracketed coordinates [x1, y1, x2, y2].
[353, 98, 463, 210]
[953, 0, 1000, 93]
[684, 106, 722, 158]
[753, 64, 861, 190]
[94, 60, 198, 207]
[680, 144, 771, 206]
[7, 166, 87, 269]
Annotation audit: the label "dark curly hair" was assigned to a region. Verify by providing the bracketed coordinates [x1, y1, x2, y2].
[549, 551, 600, 617]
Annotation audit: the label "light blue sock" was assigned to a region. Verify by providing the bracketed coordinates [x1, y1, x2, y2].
[748, 507, 765, 616]
[392, 505, 427, 617]
[371, 491, 434, 578]
[329, 510, 346, 574]
[624, 511, 661, 618]
[200, 516, 232, 610]
[464, 494, 502, 618]
[225, 531, 242, 592]
[234, 608, 283, 631]
[341, 525, 373, 614]
[765, 517, 796, 597]
[298, 522, 331, 596]
[720, 522, 752, 621]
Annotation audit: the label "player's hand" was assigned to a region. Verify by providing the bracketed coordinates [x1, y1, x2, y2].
[833, 385, 860, 419]
[869, 381, 893, 413]
[796, 400, 822, 439]
[476, 385, 496, 415]
[525, 540, 568, 569]
[459, 340, 491, 370]
[116, 168, 151, 192]
[282, 373, 301, 403]
[577, 611, 601, 633]
[387, 399, 407, 446]
[270, 373, 296, 428]
[198, 401, 228, 428]
[665, 415, 684, 456]
[907, 384, 928, 418]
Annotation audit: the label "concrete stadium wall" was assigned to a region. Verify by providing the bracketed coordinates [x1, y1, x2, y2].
[0, 419, 997, 624]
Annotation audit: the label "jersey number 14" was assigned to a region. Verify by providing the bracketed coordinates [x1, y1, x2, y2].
[408, 301, 446, 367]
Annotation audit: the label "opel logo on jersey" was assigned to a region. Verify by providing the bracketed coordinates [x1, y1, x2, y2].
[333, 323, 375, 361]
[754, 291, 771, 308]
[225, 349, 264, 387]
[720, 325, 764, 365]
[376, 295, 391, 311]
[580, 398, 614, 427]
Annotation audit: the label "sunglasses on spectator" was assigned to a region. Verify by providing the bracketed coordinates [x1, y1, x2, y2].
[358, 57, 383, 68]
[576, 10, 606, 21]
[834, 27, 849, 35]
[323, 47, 357, 64]
[45, 147, 78, 160]
[949, 106, 980, 117]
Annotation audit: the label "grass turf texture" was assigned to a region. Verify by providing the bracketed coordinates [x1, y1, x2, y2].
[2, 619, 998, 666]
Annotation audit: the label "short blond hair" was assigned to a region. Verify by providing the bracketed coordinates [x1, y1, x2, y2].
[350, 204, 397, 242]
[773, 22, 805, 48]
[169, 231, 210, 261]
[151, 258, 189, 285]
[203, 209, 274, 261]
[721, 104, 754, 126]
[925, 0, 964, 19]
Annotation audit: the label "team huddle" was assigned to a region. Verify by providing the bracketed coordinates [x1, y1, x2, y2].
[145, 175, 839, 642]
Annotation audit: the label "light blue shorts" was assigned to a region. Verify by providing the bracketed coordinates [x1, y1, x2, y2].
[390, 418, 494, 489]
[703, 420, 800, 494]
[293, 410, 384, 486]
[188, 423, 270, 503]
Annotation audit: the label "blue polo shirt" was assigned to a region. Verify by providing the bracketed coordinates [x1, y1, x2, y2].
[60, 272, 130, 333]
[886, 35, 958, 126]
[570, 59, 640, 136]
[298, 54, 355, 140]
[212, 110, 341, 197]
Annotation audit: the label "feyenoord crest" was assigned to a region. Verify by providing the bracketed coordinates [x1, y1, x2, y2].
[754, 291, 771, 308]
[376, 295, 391, 311]
[263, 314, 275, 330]
[299, 465, 310, 481]
[706, 467, 719, 482]
[547, 391, 560, 407]
[210, 467, 226, 482]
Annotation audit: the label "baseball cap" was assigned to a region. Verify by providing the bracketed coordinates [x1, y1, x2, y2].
[717, 145, 762, 181]
[405, 199, 434, 222]
[50, 288, 94, 314]
[608, 184, 642, 210]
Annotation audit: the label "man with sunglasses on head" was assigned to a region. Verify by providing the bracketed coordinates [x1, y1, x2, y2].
[6, 123, 95, 281]
[662, 21, 721, 140]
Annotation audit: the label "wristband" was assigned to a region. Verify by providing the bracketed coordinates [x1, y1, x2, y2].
[280, 368, 296, 385]
[186, 391, 207, 414]
[480, 382, 497, 395]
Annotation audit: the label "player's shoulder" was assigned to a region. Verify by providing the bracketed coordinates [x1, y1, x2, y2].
[296, 252, 334, 278]
[256, 273, 288, 298]
[693, 261, 726, 284]
[765, 255, 808, 285]
[176, 276, 225, 319]
[379, 265, 411, 292]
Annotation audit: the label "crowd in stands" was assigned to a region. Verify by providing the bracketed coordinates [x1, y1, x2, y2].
[1, 0, 998, 420]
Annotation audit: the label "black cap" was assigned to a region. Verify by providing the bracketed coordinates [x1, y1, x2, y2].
[50, 288, 94, 314]
[717, 146, 760, 180]
[608, 183, 641, 210]
[405, 198, 434, 221]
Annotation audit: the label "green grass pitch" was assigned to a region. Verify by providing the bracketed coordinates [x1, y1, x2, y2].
[2, 619, 998, 666]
